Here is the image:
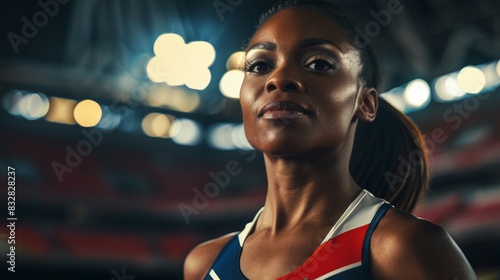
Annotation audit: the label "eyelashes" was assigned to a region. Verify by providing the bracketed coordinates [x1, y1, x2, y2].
[303, 55, 337, 72]
[241, 55, 338, 74]
[240, 59, 273, 73]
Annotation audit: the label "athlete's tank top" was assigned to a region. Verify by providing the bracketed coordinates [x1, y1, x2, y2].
[205, 189, 391, 280]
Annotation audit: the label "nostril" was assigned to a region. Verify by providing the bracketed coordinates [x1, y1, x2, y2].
[266, 84, 278, 92]
[285, 83, 298, 91]
[265, 77, 303, 93]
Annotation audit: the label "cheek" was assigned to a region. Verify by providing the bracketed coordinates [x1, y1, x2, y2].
[240, 75, 267, 115]
[239, 79, 260, 141]
[240, 81, 256, 120]
[316, 79, 358, 114]
[315, 85, 359, 134]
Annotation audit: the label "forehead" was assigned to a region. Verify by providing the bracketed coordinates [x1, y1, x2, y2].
[249, 7, 356, 54]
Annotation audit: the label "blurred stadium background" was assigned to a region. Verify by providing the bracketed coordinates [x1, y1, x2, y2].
[0, 0, 499, 279]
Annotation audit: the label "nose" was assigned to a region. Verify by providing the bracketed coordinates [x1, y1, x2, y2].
[265, 63, 304, 94]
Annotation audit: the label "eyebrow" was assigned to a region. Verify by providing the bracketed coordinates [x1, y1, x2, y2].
[246, 38, 343, 53]
[298, 38, 343, 53]
[246, 42, 276, 52]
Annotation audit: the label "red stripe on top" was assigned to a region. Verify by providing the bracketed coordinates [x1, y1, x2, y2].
[277, 224, 369, 280]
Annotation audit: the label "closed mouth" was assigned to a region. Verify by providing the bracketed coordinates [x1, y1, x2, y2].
[258, 101, 311, 119]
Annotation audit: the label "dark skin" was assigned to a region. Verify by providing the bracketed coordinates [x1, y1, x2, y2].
[184, 8, 476, 280]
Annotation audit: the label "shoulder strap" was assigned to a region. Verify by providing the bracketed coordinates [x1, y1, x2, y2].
[205, 208, 264, 280]
[237, 207, 264, 246]
[361, 203, 392, 279]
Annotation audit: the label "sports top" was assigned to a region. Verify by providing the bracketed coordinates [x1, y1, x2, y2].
[205, 189, 392, 280]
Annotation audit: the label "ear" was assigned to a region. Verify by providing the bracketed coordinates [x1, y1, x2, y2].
[355, 87, 378, 122]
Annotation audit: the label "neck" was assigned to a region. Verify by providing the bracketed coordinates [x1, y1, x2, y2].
[258, 148, 362, 234]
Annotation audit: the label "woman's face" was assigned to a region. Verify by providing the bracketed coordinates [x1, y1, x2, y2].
[240, 7, 374, 157]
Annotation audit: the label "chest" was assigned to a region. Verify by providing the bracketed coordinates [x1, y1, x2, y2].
[240, 230, 329, 279]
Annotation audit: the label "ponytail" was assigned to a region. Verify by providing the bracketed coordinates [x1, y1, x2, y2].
[350, 98, 429, 212]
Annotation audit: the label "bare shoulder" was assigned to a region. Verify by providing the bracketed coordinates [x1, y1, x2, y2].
[183, 232, 237, 280]
[370, 207, 476, 280]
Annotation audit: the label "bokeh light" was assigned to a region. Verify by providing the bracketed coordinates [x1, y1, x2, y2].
[145, 56, 166, 83]
[380, 92, 406, 112]
[2, 90, 24, 116]
[226, 51, 245, 70]
[21, 93, 50, 120]
[186, 41, 216, 68]
[117, 108, 138, 132]
[153, 33, 185, 57]
[434, 76, 455, 101]
[96, 105, 121, 130]
[404, 79, 431, 108]
[434, 74, 470, 102]
[145, 86, 200, 113]
[171, 118, 202, 146]
[44, 97, 77, 125]
[207, 123, 235, 150]
[146, 33, 216, 90]
[480, 62, 500, 90]
[206, 123, 253, 150]
[231, 123, 253, 150]
[457, 66, 486, 94]
[496, 59, 500, 78]
[185, 67, 211, 91]
[445, 75, 466, 98]
[73, 99, 103, 127]
[219, 70, 245, 99]
[2, 90, 49, 120]
[141, 112, 176, 138]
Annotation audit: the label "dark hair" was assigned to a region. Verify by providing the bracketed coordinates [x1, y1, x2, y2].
[255, 0, 429, 212]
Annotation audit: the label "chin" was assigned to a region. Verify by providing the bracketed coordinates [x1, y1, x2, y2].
[251, 132, 346, 161]
[251, 135, 319, 159]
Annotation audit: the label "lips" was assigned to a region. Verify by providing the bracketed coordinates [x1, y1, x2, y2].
[259, 101, 311, 119]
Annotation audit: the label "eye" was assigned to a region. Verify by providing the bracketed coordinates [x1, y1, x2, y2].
[304, 56, 336, 72]
[244, 60, 273, 73]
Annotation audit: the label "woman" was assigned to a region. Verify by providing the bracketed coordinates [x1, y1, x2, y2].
[184, 1, 476, 279]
